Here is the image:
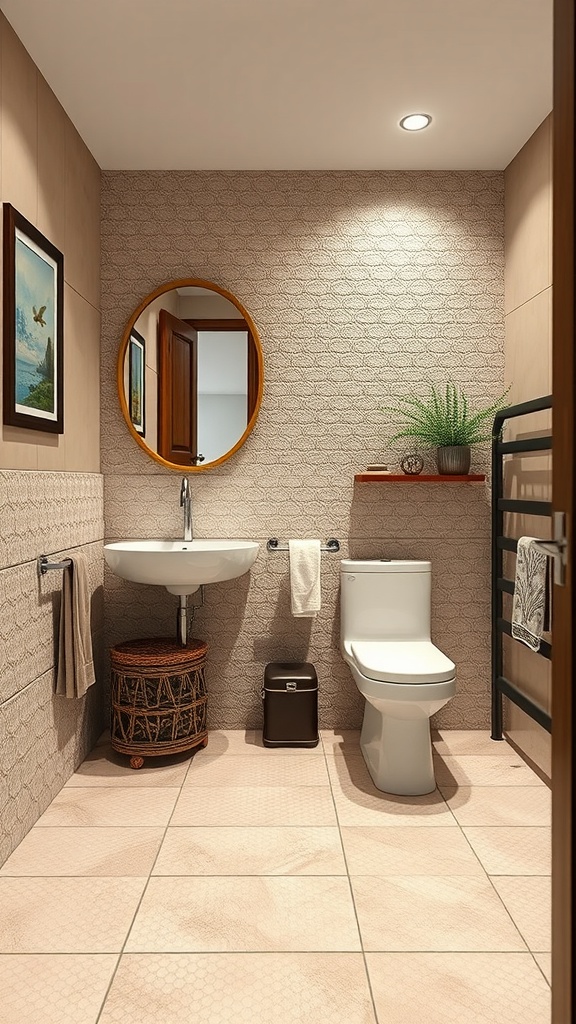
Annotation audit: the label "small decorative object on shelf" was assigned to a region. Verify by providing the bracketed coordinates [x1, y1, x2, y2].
[382, 383, 511, 475]
[400, 452, 424, 475]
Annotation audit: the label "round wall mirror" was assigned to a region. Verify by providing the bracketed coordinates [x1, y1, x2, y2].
[117, 279, 263, 470]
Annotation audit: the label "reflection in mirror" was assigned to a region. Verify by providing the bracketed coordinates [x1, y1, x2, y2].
[119, 282, 262, 470]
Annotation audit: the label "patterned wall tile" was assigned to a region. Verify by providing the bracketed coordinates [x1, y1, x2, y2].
[0, 661, 105, 864]
[0, 470, 105, 865]
[0, 471, 104, 569]
[101, 170, 504, 730]
[0, 541, 104, 705]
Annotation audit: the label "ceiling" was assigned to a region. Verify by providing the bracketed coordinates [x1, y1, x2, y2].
[0, 0, 553, 171]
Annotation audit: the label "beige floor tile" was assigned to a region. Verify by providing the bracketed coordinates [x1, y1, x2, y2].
[35, 788, 180, 827]
[126, 876, 361, 952]
[434, 755, 543, 787]
[153, 826, 346, 875]
[66, 747, 191, 787]
[320, 730, 361, 754]
[432, 730, 516, 757]
[492, 877, 551, 952]
[0, 877, 146, 952]
[366, 952, 550, 1023]
[352, 876, 527, 951]
[0, 954, 118, 1024]
[463, 827, 551, 875]
[341, 826, 483, 876]
[534, 952, 551, 984]
[184, 754, 329, 787]
[441, 787, 551, 827]
[328, 757, 456, 827]
[171, 786, 337, 826]
[0, 827, 164, 877]
[196, 730, 324, 757]
[98, 953, 377, 1024]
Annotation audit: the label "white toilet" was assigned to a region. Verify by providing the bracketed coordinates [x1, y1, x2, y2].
[340, 559, 456, 796]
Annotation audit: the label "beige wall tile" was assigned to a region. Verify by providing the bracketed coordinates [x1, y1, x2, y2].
[503, 116, 552, 779]
[1, 15, 37, 221]
[63, 286, 101, 471]
[0, 470, 103, 568]
[0, 472, 104, 865]
[504, 287, 552, 404]
[505, 115, 552, 315]
[65, 121, 101, 309]
[0, 429, 37, 469]
[37, 73, 66, 254]
[0, 20, 100, 476]
[0, 665, 105, 865]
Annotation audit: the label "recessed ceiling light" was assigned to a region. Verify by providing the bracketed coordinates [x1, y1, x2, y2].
[399, 113, 432, 132]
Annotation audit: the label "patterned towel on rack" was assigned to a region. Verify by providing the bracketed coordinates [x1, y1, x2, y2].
[511, 537, 549, 652]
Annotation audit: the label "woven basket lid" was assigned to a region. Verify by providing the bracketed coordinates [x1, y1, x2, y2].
[111, 637, 208, 668]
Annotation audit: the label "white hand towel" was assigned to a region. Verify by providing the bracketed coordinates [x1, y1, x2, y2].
[511, 537, 549, 652]
[289, 540, 321, 617]
[56, 552, 96, 698]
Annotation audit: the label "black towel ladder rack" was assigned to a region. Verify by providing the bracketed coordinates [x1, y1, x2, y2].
[491, 394, 553, 739]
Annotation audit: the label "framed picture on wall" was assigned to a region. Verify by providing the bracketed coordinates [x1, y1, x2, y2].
[2, 203, 64, 433]
[129, 328, 146, 436]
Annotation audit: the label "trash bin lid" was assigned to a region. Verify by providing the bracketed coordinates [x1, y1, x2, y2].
[264, 661, 317, 683]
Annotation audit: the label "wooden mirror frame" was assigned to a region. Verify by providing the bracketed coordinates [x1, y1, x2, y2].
[117, 277, 264, 471]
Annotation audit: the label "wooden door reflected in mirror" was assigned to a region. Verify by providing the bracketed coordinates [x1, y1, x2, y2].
[117, 279, 263, 470]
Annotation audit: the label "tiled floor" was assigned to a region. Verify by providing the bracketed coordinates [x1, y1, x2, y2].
[0, 729, 551, 1023]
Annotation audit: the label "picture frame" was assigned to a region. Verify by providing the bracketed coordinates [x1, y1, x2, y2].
[129, 328, 146, 436]
[3, 203, 64, 434]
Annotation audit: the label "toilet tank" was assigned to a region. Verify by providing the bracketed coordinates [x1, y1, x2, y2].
[340, 560, 432, 647]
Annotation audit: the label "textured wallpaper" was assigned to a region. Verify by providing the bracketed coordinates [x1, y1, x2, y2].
[101, 171, 504, 730]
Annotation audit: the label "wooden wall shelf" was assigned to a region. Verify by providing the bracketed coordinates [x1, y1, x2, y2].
[354, 473, 486, 483]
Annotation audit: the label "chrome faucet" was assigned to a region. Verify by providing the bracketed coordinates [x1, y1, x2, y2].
[180, 477, 193, 541]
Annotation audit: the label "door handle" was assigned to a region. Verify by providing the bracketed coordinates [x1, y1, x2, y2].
[532, 511, 568, 586]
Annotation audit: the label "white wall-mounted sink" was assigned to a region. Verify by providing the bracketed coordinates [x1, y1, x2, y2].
[104, 539, 259, 595]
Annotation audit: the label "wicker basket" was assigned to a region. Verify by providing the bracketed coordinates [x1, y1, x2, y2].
[110, 637, 208, 768]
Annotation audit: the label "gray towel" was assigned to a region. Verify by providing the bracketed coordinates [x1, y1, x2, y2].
[511, 537, 549, 652]
[56, 553, 95, 698]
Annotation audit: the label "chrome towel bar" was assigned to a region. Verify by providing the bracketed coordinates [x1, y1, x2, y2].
[267, 538, 340, 553]
[38, 555, 72, 575]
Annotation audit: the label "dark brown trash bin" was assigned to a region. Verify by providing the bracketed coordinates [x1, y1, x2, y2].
[262, 662, 319, 748]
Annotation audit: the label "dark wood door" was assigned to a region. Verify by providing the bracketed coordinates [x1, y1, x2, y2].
[552, 1, 576, 1019]
[158, 309, 198, 465]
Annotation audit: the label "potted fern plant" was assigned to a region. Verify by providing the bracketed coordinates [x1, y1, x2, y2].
[383, 383, 510, 475]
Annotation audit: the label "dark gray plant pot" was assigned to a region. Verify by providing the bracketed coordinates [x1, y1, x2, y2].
[436, 445, 471, 475]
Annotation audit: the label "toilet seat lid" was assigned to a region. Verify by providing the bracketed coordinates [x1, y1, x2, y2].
[350, 641, 456, 684]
